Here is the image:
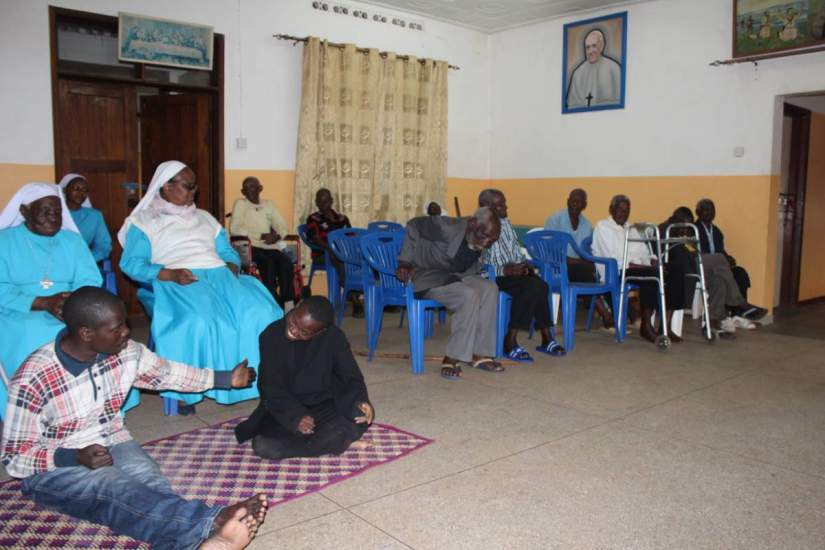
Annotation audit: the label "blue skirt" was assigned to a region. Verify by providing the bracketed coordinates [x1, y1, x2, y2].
[147, 268, 282, 406]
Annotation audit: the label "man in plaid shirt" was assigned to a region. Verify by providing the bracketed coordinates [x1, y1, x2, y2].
[2, 286, 268, 549]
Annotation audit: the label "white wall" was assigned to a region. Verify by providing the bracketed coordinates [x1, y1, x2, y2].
[0, 0, 491, 178]
[489, 0, 825, 178]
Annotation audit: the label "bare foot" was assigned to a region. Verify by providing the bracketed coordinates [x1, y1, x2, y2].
[348, 439, 372, 451]
[200, 508, 253, 550]
[213, 495, 268, 534]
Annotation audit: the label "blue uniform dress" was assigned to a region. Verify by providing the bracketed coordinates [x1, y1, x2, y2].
[0, 225, 102, 413]
[69, 207, 112, 263]
[120, 224, 282, 406]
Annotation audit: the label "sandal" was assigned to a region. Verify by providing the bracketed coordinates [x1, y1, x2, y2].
[440, 363, 462, 380]
[505, 346, 534, 363]
[471, 358, 505, 372]
[535, 341, 566, 357]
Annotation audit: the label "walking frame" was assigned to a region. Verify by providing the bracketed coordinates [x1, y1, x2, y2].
[617, 222, 713, 350]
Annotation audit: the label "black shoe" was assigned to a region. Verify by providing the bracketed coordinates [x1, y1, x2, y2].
[739, 305, 767, 321]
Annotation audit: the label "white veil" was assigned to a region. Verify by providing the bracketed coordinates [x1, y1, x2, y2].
[0, 182, 80, 233]
[58, 173, 92, 208]
[117, 160, 188, 246]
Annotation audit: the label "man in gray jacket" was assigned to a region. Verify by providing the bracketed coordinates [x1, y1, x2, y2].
[395, 207, 502, 379]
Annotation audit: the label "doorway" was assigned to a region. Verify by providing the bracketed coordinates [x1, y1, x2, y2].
[775, 92, 825, 309]
[49, 7, 224, 314]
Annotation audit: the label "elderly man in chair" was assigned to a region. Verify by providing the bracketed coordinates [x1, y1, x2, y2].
[395, 206, 503, 380]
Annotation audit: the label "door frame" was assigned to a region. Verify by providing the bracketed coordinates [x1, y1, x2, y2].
[48, 5, 225, 219]
[778, 102, 811, 308]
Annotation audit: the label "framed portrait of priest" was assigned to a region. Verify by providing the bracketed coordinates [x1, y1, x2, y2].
[562, 11, 628, 114]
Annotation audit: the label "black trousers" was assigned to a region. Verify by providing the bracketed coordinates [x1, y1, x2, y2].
[624, 266, 685, 312]
[567, 259, 598, 283]
[251, 401, 367, 460]
[252, 247, 294, 307]
[732, 265, 750, 301]
[495, 274, 552, 331]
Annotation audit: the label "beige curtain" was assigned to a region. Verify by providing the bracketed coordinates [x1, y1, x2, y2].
[294, 37, 448, 229]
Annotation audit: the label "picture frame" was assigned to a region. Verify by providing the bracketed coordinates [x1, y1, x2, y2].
[118, 12, 214, 71]
[733, 1, 825, 59]
[562, 11, 627, 114]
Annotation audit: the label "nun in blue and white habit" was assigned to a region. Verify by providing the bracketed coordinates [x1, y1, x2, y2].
[0, 182, 102, 413]
[119, 160, 282, 407]
[58, 173, 112, 263]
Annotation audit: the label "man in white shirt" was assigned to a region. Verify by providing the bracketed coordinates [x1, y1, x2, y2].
[592, 194, 662, 343]
[230, 177, 294, 307]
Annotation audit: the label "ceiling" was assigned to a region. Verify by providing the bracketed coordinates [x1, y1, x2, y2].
[356, 0, 646, 32]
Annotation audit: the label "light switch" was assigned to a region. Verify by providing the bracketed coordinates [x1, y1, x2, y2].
[733, 146, 745, 158]
[236, 137, 248, 150]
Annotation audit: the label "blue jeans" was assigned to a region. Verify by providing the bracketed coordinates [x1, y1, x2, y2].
[21, 440, 220, 550]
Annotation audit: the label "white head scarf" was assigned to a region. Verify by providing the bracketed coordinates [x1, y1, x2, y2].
[117, 160, 189, 246]
[0, 182, 80, 233]
[423, 199, 448, 216]
[58, 173, 92, 208]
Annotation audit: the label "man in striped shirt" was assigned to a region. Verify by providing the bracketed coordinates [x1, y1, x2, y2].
[2, 286, 268, 549]
[480, 189, 566, 361]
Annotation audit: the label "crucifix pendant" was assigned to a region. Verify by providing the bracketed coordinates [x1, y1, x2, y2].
[40, 278, 54, 290]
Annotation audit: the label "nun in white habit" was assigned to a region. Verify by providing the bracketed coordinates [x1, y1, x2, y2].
[58, 173, 112, 262]
[119, 161, 282, 407]
[0, 182, 102, 413]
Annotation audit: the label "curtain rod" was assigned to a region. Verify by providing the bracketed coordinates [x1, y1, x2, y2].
[273, 34, 460, 70]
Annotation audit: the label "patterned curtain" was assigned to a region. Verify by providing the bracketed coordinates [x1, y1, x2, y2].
[294, 37, 448, 229]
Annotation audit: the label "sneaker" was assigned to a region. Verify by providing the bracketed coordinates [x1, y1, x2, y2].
[720, 317, 737, 333]
[739, 305, 768, 321]
[732, 315, 757, 330]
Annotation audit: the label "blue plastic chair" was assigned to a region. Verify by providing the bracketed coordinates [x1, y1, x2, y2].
[359, 231, 443, 374]
[483, 264, 513, 359]
[524, 230, 621, 351]
[578, 236, 638, 343]
[327, 227, 370, 324]
[100, 259, 117, 294]
[367, 221, 404, 232]
[298, 223, 340, 304]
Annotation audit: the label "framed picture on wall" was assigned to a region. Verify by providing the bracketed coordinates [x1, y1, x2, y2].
[118, 12, 214, 70]
[562, 11, 627, 114]
[733, 0, 825, 59]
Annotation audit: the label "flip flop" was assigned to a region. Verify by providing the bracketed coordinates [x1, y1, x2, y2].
[471, 358, 505, 372]
[535, 341, 566, 357]
[440, 364, 462, 380]
[505, 346, 534, 363]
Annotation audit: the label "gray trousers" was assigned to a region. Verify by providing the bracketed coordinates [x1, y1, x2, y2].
[424, 274, 498, 362]
[701, 253, 746, 321]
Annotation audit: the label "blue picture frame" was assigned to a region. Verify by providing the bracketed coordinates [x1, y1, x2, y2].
[562, 11, 628, 114]
[118, 12, 214, 71]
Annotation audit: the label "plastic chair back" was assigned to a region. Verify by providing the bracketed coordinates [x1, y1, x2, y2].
[360, 231, 405, 294]
[367, 221, 404, 232]
[523, 231, 573, 291]
[328, 228, 369, 323]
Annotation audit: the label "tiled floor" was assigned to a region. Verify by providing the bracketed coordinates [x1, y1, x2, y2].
[3, 308, 825, 549]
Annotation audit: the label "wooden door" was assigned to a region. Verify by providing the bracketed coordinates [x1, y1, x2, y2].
[779, 103, 810, 308]
[140, 94, 214, 213]
[54, 78, 140, 312]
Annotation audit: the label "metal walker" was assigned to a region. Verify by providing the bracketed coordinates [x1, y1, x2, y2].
[617, 222, 712, 350]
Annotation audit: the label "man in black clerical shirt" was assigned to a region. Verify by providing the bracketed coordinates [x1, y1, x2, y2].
[235, 297, 374, 459]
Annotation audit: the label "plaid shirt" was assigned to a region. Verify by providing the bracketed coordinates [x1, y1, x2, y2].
[1, 340, 213, 479]
[305, 210, 351, 261]
[484, 218, 526, 277]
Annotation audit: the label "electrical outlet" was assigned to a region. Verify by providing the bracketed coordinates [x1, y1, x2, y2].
[733, 146, 744, 158]
[236, 137, 248, 150]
